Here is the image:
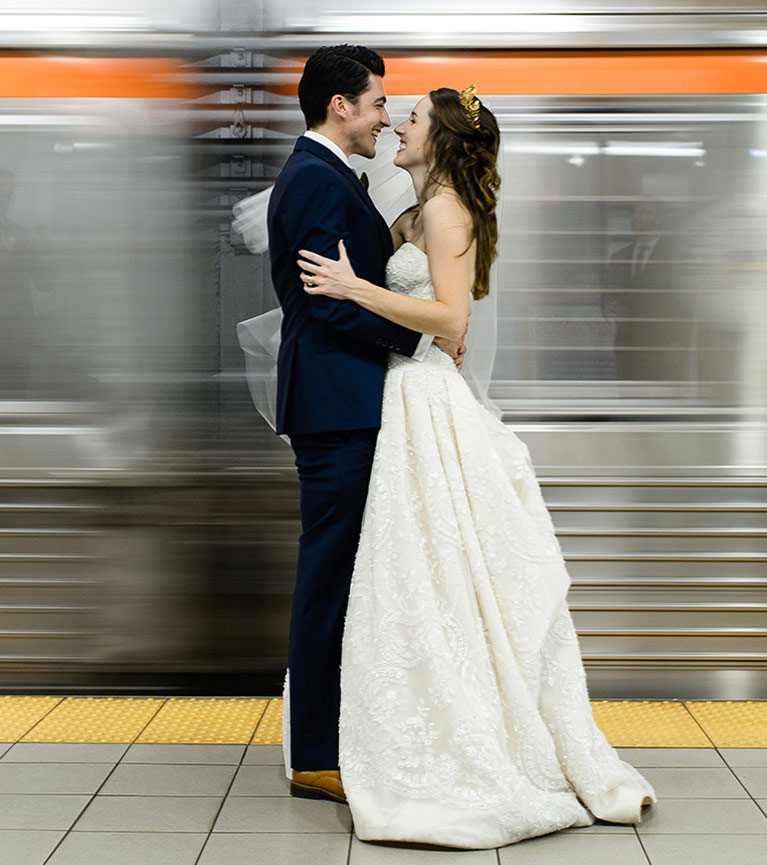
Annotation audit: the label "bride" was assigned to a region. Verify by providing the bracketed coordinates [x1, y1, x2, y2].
[296, 85, 656, 850]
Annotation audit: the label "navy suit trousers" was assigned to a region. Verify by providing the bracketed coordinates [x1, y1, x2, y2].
[288, 427, 379, 770]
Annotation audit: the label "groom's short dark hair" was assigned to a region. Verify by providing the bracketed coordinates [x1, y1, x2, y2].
[298, 45, 385, 130]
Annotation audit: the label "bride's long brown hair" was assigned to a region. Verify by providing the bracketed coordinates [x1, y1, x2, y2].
[424, 88, 500, 300]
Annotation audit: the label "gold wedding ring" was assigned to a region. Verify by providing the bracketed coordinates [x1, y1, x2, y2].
[305, 274, 315, 286]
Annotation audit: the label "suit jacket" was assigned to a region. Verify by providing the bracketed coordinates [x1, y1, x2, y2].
[267, 135, 421, 435]
[601, 234, 692, 380]
[601, 236, 683, 340]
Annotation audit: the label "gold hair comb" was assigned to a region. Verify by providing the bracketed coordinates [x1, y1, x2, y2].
[459, 84, 480, 129]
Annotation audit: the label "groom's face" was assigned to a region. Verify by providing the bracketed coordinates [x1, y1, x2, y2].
[344, 74, 391, 159]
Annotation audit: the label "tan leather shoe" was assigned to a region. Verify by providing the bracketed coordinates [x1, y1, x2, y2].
[291, 769, 347, 804]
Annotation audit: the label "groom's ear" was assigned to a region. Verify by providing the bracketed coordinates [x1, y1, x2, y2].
[328, 93, 351, 120]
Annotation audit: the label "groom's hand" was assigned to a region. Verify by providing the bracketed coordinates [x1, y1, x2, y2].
[434, 311, 469, 371]
[434, 337, 466, 372]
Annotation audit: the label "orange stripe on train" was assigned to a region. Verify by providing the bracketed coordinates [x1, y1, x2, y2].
[275, 51, 767, 96]
[0, 57, 199, 99]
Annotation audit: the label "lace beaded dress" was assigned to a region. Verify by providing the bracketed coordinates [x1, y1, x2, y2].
[338, 242, 656, 849]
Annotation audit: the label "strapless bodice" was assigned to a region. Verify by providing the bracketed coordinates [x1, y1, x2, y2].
[386, 242, 436, 301]
[385, 242, 453, 372]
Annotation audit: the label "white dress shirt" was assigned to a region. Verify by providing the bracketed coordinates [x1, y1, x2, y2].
[631, 234, 660, 278]
[304, 129, 352, 167]
[302, 130, 433, 361]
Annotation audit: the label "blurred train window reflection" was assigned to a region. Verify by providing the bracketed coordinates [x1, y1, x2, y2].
[0, 63, 207, 478]
[494, 98, 767, 419]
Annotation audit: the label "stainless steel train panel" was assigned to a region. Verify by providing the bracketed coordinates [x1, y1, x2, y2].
[0, 28, 765, 695]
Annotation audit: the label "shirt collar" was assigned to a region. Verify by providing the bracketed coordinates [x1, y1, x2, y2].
[303, 130, 351, 168]
[635, 234, 660, 252]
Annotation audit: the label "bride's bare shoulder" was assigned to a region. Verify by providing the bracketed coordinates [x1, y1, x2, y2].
[423, 192, 471, 225]
[422, 194, 473, 244]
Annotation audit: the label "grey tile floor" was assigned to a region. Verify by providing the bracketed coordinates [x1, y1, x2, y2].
[0, 744, 765, 864]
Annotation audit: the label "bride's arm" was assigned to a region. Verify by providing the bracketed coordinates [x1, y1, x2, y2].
[299, 195, 472, 343]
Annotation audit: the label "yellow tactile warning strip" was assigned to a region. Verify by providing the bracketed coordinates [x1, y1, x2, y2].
[251, 698, 283, 745]
[685, 702, 767, 748]
[20, 698, 164, 743]
[589, 700, 712, 747]
[137, 698, 268, 744]
[0, 696, 62, 741]
[1, 697, 766, 746]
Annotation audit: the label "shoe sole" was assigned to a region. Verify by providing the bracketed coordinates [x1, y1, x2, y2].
[290, 780, 347, 804]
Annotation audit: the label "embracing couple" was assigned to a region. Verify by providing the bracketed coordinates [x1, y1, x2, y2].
[266, 44, 655, 849]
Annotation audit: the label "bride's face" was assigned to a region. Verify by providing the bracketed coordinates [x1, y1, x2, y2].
[393, 96, 432, 171]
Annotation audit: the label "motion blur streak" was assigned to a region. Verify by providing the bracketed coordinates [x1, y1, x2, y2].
[0, 0, 765, 699]
[0, 3, 216, 694]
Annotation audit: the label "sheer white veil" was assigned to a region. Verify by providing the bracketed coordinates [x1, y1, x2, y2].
[234, 129, 501, 429]
[232, 185, 272, 255]
[235, 307, 282, 432]
[232, 188, 280, 434]
[463, 136, 504, 418]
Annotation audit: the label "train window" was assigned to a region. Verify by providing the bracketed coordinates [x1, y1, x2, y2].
[491, 96, 767, 429]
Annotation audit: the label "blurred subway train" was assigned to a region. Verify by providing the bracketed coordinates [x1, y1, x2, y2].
[0, 0, 765, 698]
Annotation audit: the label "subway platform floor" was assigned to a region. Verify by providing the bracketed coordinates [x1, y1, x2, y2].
[0, 697, 765, 864]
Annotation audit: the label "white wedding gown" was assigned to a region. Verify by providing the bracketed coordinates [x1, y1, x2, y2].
[338, 242, 656, 849]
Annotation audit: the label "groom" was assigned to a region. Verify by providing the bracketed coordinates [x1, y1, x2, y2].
[267, 45, 463, 802]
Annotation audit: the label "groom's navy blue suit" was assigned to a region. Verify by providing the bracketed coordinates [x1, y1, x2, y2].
[267, 135, 421, 769]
